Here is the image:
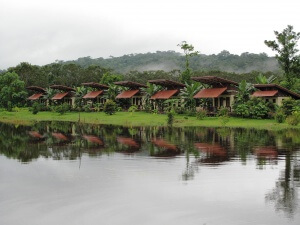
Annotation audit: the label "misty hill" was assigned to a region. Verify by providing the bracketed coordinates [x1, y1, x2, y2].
[58, 50, 280, 74]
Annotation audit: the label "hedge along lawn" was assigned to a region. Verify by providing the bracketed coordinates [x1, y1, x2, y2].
[0, 108, 299, 130]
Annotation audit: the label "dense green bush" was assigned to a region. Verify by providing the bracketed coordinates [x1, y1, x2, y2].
[196, 109, 206, 120]
[234, 103, 250, 118]
[128, 105, 138, 114]
[30, 102, 43, 114]
[217, 107, 229, 117]
[54, 103, 70, 115]
[281, 98, 298, 116]
[103, 100, 117, 115]
[275, 109, 285, 123]
[286, 112, 300, 126]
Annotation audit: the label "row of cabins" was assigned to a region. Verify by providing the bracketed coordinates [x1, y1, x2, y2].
[27, 76, 300, 113]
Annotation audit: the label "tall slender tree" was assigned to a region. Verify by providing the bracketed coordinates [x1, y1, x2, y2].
[264, 25, 300, 88]
[178, 41, 199, 84]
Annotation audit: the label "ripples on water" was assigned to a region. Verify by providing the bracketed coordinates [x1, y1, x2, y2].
[0, 121, 299, 225]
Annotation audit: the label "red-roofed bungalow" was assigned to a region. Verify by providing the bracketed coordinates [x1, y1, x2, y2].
[192, 76, 238, 113]
[148, 79, 186, 111]
[26, 86, 46, 104]
[82, 82, 109, 105]
[252, 84, 300, 105]
[114, 81, 147, 110]
[50, 85, 76, 106]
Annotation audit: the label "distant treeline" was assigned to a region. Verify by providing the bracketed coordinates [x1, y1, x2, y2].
[1, 62, 280, 88]
[57, 50, 280, 74]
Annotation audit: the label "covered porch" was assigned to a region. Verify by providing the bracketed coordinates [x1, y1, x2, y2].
[148, 79, 186, 112]
[50, 85, 76, 107]
[114, 81, 147, 110]
[26, 86, 47, 105]
[192, 76, 238, 114]
[82, 82, 109, 105]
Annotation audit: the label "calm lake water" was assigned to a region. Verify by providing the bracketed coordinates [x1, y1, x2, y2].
[0, 121, 300, 225]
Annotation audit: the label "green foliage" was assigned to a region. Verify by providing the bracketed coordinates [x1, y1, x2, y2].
[234, 98, 272, 119]
[103, 100, 117, 115]
[286, 111, 300, 126]
[217, 107, 229, 117]
[234, 80, 255, 105]
[128, 105, 138, 114]
[0, 72, 27, 110]
[100, 72, 123, 85]
[264, 25, 300, 88]
[255, 73, 276, 84]
[30, 102, 43, 115]
[247, 98, 270, 119]
[54, 103, 70, 115]
[167, 111, 175, 127]
[196, 109, 206, 120]
[234, 104, 250, 118]
[275, 110, 286, 123]
[281, 98, 299, 116]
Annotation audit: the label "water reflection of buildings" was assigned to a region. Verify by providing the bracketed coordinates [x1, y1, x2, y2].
[194, 142, 228, 164]
[117, 137, 140, 153]
[151, 138, 181, 157]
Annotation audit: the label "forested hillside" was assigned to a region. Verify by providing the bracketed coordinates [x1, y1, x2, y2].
[58, 50, 279, 74]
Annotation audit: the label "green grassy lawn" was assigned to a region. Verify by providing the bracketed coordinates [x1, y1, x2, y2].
[0, 108, 299, 130]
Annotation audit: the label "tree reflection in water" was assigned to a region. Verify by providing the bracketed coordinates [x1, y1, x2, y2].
[0, 121, 299, 215]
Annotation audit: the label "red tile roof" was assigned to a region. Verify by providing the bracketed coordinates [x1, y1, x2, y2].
[252, 90, 278, 97]
[254, 84, 300, 99]
[116, 90, 139, 99]
[83, 90, 104, 99]
[150, 89, 178, 100]
[52, 92, 69, 100]
[28, 93, 43, 100]
[148, 79, 186, 88]
[50, 85, 75, 92]
[194, 87, 227, 98]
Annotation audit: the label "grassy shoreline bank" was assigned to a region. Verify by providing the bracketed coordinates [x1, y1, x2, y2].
[0, 109, 299, 130]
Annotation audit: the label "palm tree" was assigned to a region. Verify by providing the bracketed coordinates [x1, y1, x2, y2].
[255, 73, 276, 84]
[74, 86, 88, 109]
[141, 82, 161, 112]
[180, 82, 202, 111]
[235, 80, 255, 104]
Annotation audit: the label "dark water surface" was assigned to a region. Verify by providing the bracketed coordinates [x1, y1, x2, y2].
[0, 121, 300, 225]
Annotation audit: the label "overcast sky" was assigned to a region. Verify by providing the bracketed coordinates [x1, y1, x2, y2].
[1, 0, 300, 69]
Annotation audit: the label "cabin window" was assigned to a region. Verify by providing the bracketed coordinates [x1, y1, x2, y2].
[266, 99, 269, 102]
[273, 99, 276, 103]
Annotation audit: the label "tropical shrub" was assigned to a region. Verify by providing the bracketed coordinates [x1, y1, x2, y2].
[55, 103, 70, 115]
[103, 100, 117, 115]
[281, 98, 297, 116]
[275, 110, 286, 123]
[286, 111, 300, 126]
[30, 102, 43, 114]
[128, 105, 138, 114]
[217, 107, 229, 117]
[247, 98, 269, 119]
[196, 109, 206, 120]
[234, 104, 250, 118]
[167, 111, 175, 127]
